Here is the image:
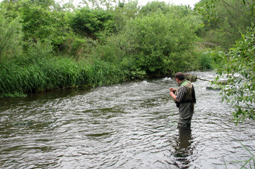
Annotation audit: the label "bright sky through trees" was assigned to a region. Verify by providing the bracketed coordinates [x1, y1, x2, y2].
[68, 0, 201, 8]
[138, 0, 201, 8]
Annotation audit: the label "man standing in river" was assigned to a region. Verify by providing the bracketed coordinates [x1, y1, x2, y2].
[169, 72, 196, 129]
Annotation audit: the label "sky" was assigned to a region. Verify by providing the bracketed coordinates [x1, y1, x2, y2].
[0, 0, 201, 9]
[137, 0, 201, 8]
[70, 0, 202, 9]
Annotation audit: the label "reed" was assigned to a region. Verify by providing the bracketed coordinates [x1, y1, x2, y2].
[224, 142, 255, 169]
[0, 55, 129, 97]
[89, 59, 128, 87]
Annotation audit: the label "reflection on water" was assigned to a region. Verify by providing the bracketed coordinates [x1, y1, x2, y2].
[0, 71, 255, 168]
[174, 127, 193, 169]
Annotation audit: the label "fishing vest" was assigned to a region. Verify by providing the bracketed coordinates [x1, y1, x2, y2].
[176, 80, 195, 103]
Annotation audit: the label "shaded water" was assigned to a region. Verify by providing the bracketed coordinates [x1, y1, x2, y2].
[0, 71, 254, 169]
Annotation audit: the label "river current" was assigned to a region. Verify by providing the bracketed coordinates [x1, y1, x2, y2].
[0, 71, 254, 169]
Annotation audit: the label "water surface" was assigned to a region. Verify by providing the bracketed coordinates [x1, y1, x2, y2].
[0, 71, 254, 168]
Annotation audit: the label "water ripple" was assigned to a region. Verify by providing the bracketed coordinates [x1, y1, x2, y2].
[0, 71, 255, 168]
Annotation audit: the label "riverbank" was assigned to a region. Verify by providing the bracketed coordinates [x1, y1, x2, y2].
[0, 50, 214, 98]
[0, 38, 214, 98]
[0, 56, 130, 98]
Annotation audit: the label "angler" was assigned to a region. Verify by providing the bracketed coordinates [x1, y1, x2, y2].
[169, 72, 196, 129]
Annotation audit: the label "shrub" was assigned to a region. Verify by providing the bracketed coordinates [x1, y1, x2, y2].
[198, 52, 213, 70]
[121, 11, 201, 76]
[213, 26, 255, 121]
[69, 7, 115, 39]
[0, 11, 23, 59]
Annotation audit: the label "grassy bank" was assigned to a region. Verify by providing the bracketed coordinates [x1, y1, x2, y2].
[0, 2, 215, 98]
[0, 55, 130, 97]
[0, 47, 214, 98]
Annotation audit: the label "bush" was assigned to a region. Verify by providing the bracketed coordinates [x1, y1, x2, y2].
[69, 7, 115, 39]
[198, 52, 213, 70]
[213, 26, 255, 122]
[121, 11, 201, 76]
[0, 39, 130, 97]
[0, 11, 23, 59]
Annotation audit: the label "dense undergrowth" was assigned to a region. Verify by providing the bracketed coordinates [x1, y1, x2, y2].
[0, 1, 214, 97]
[0, 53, 130, 97]
[1, 0, 252, 98]
[0, 45, 211, 97]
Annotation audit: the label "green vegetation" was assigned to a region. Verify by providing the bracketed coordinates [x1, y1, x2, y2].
[0, 0, 205, 98]
[0, 10, 23, 59]
[0, 40, 128, 97]
[213, 27, 255, 122]
[195, 0, 255, 49]
[195, 0, 255, 122]
[0, 0, 254, 122]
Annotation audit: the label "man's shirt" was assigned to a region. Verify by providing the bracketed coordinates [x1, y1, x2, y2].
[176, 86, 187, 102]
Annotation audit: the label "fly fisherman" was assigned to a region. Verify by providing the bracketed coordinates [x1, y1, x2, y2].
[169, 72, 196, 129]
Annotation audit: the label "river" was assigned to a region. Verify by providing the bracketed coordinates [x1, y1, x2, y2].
[0, 71, 254, 169]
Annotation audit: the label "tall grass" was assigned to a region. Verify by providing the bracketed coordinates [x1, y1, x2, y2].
[0, 56, 129, 97]
[0, 40, 129, 97]
[0, 15, 23, 60]
[0, 41, 215, 97]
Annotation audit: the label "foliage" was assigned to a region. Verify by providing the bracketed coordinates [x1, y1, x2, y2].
[89, 6, 203, 77]
[0, 10, 23, 59]
[121, 8, 202, 76]
[69, 7, 115, 39]
[86, 32, 147, 79]
[195, 0, 255, 49]
[213, 26, 255, 122]
[195, 0, 255, 123]
[21, 3, 54, 41]
[139, 1, 171, 16]
[198, 52, 213, 70]
[1, 0, 74, 53]
[0, 40, 128, 97]
[109, 0, 140, 32]
[0, 0, 23, 19]
[81, 0, 118, 9]
[90, 59, 128, 87]
[21, 2, 72, 49]
[0, 0, 216, 97]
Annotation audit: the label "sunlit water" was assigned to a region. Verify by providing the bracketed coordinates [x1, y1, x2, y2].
[0, 71, 254, 169]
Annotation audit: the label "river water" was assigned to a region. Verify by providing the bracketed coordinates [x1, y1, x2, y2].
[0, 71, 254, 169]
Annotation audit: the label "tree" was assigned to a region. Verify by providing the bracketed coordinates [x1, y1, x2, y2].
[110, 0, 140, 32]
[139, 1, 171, 16]
[69, 7, 115, 39]
[200, 0, 255, 122]
[195, 0, 255, 49]
[81, 0, 118, 9]
[119, 7, 202, 76]
[0, 0, 73, 51]
[213, 26, 255, 122]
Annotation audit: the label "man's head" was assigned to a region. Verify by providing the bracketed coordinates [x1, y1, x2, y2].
[175, 72, 185, 84]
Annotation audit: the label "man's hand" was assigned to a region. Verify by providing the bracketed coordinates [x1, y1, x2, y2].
[169, 88, 176, 92]
[169, 88, 179, 102]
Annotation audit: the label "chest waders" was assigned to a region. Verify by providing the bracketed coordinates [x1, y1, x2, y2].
[176, 80, 196, 128]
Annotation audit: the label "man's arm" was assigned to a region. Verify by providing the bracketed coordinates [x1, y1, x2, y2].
[170, 91, 179, 102]
[169, 86, 186, 102]
[169, 88, 179, 102]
